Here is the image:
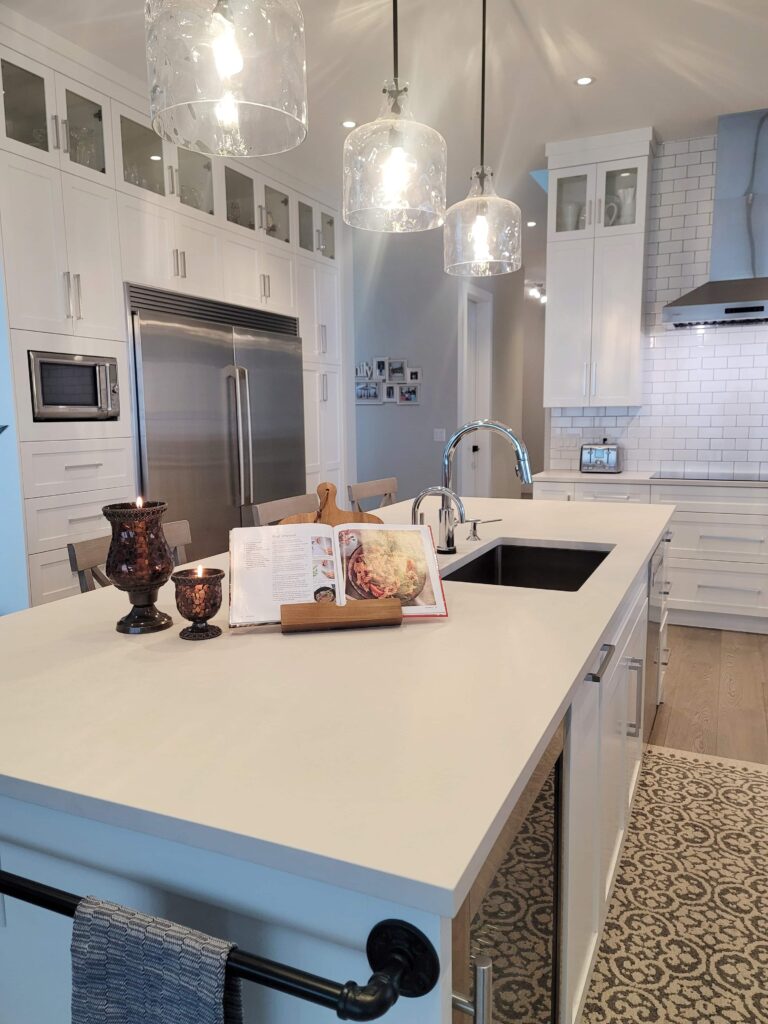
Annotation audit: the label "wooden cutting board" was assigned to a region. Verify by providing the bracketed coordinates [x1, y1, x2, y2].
[279, 482, 383, 526]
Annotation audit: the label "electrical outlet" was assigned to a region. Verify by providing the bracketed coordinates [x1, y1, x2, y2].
[433, 428, 446, 443]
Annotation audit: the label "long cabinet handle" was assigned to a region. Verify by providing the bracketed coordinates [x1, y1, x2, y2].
[73, 273, 83, 320]
[266, 273, 271, 298]
[61, 119, 70, 155]
[586, 643, 616, 683]
[699, 533, 765, 544]
[228, 366, 246, 507]
[63, 271, 74, 318]
[167, 166, 175, 195]
[453, 957, 492, 1024]
[64, 462, 103, 470]
[587, 199, 593, 226]
[259, 273, 265, 301]
[596, 197, 602, 226]
[591, 362, 597, 396]
[179, 250, 187, 279]
[321, 324, 328, 354]
[51, 114, 61, 150]
[258, 204, 265, 230]
[697, 583, 763, 595]
[240, 366, 255, 505]
[67, 513, 104, 524]
[322, 372, 328, 402]
[172, 248, 179, 277]
[627, 657, 644, 738]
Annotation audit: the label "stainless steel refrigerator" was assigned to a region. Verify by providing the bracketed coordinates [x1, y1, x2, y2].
[130, 290, 305, 561]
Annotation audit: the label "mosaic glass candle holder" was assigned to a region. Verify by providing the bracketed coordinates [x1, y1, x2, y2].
[171, 567, 225, 640]
[102, 501, 174, 635]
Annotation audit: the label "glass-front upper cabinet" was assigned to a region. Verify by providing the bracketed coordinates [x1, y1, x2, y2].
[0, 46, 58, 167]
[595, 156, 648, 237]
[263, 183, 291, 244]
[54, 75, 113, 185]
[225, 166, 256, 231]
[112, 101, 169, 201]
[318, 210, 336, 260]
[298, 198, 314, 254]
[547, 164, 597, 242]
[177, 149, 214, 216]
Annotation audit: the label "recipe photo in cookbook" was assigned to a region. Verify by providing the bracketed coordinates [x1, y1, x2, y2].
[229, 523, 446, 627]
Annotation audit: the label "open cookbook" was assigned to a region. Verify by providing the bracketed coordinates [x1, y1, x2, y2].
[229, 523, 447, 627]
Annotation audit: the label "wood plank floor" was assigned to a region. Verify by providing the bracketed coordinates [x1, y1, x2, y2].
[650, 625, 768, 764]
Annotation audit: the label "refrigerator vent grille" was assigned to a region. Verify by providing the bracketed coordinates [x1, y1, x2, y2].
[127, 285, 299, 336]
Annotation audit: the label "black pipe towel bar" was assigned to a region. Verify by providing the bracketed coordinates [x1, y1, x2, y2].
[0, 870, 440, 1021]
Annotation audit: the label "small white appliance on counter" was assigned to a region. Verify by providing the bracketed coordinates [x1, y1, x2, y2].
[580, 439, 621, 474]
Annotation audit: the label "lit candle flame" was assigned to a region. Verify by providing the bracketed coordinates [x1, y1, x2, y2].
[196, 565, 204, 578]
[136, 495, 144, 508]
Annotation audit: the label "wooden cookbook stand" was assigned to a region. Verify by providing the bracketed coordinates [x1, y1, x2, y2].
[279, 483, 403, 633]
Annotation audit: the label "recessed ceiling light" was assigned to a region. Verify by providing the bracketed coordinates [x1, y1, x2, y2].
[575, 76, 594, 86]
[150, 154, 162, 161]
[341, 119, 357, 129]
[526, 220, 536, 227]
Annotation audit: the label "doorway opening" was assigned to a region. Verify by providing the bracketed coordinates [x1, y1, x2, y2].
[457, 283, 493, 496]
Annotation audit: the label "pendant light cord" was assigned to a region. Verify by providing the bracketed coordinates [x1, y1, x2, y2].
[479, 0, 487, 181]
[392, 0, 399, 85]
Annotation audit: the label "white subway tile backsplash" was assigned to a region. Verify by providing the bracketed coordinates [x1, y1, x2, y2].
[548, 134, 768, 479]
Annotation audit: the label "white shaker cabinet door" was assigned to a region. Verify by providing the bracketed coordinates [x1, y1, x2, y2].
[62, 175, 124, 341]
[260, 245, 296, 315]
[561, 674, 601, 1024]
[599, 648, 628, 913]
[303, 366, 322, 492]
[319, 365, 343, 491]
[316, 265, 340, 363]
[0, 151, 72, 334]
[297, 258, 320, 359]
[221, 234, 261, 308]
[117, 193, 175, 290]
[590, 231, 644, 406]
[174, 213, 222, 300]
[543, 238, 594, 407]
[624, 604, 648, 809]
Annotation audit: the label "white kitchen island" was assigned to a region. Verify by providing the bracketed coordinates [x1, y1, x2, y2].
[0, 497, 673, 1024]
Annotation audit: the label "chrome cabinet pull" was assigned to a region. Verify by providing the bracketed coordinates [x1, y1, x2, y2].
[167, 165, 175, 195]
[627, 657, 644, 738]
[67, 513, 103, 524]
[587, 643, 616, 683]
[228, 366, 246, 506]
[322, 372, 328, 402]
[453, 956, 492, 1024]
[591, 362, 598, 396]
[258, 204, 265, 230]
[73, 273, 83, 320]
[700, 533, 765, 544]
[239, 366, 255, 504]
[321, 324, 327, 354]
[259, 273, 265, 301]
[179, 250, 187, 279]
[63, 271, 74, 318]
[51, 114, 61, 150]
[266, 273, 271, 299]
[587, 198, 593, 226]
[61, 119, 70, 155]
[64, 462, 103, 471]
[697, 583, 763, 595]
[596, 197, 602, 225]
[172, 249, 179, 276]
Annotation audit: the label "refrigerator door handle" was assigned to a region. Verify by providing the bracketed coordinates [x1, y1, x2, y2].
[239, 365, 255, 505]
[227, 365, 246, 506]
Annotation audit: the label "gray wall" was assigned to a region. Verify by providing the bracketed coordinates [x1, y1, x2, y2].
[353, 229, 460, 500]
[353, 229, 532, 502]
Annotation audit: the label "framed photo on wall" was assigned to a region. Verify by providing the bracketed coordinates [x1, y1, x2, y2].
[397, 384, 420, 405]
[383, 383, 397, 402]
[407, 367, 422, 383]
[388, 359, 407, 383]
[373, 357, 388, 380]
[356, 380, 382, 404]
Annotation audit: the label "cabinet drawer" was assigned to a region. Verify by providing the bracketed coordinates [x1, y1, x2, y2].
[25, 487, 134, 554]
[20, 439, 135, 498]
[653, 484, 768, 515]
[667, 558, 768, 617]
[28, 548, 81, 605]
[533, 481, 575, 501]
[668, 514, 768, 563]
[575, 483, 650, 504]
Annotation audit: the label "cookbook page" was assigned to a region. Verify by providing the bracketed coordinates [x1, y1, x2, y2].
[334, 524, 447, 618]
[229, 524, 339, 626]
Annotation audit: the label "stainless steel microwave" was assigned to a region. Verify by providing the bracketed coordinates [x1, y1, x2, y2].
[29, 350, 120, 421]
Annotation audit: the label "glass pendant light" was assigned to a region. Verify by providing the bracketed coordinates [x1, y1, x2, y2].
[146, 0, 308, 157]
[343, 0, 447, 232]
[444, 0, 521, 275]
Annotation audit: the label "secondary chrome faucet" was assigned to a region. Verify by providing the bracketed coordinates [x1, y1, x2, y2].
[411, 486, 466, 554]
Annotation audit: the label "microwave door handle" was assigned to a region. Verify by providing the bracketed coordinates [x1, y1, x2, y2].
[239, 366, 255, 505]
[227, 366, 246, 507]
[98, 363, 111, 416]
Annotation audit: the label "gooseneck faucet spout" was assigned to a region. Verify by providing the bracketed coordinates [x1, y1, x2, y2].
[411, 486, 466, 555]
[442, 420, 532, 496]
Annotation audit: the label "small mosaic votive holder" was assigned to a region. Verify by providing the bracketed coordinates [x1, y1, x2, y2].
[171, 568, 225, 641]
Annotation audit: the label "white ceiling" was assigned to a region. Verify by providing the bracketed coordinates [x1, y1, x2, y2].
[8, 0, 768, 277]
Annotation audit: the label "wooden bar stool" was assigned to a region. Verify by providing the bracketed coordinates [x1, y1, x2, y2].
[248, 493, 320, 527]
[67, 520, 192, 594]
[347, 477, 398, 513]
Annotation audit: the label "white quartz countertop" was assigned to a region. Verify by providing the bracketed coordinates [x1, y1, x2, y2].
[0, 498, 672, 916]
[534, 470, 768, 487]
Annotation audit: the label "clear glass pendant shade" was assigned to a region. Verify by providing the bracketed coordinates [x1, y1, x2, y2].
[146, 0, 307, 157]
[343, 81, 447, 232]
[444, 167, 522, 276]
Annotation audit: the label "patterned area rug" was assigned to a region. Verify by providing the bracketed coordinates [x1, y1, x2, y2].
[584, 746, 768, 1024]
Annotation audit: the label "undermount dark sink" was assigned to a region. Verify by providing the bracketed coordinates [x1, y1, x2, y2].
[442, 541, 612, 592]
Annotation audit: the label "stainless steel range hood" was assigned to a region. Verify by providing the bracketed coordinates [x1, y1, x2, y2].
[663, 108, 768, 327]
